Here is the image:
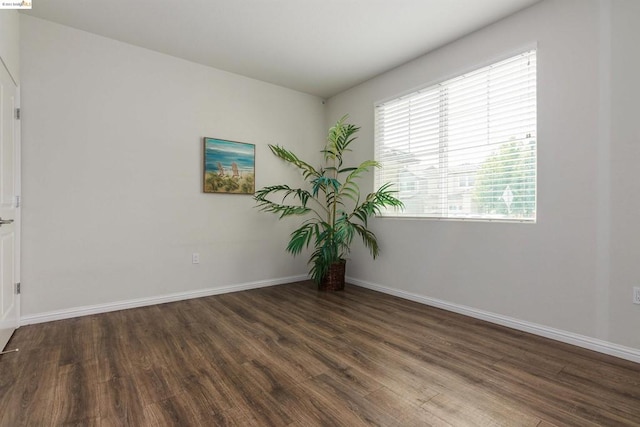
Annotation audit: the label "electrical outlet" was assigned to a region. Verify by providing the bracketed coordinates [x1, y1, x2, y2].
[192, 253, 200, 264]
[634, 287, 640, 304]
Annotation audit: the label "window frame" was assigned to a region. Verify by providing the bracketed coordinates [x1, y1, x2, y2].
[373, 48, 538, 224]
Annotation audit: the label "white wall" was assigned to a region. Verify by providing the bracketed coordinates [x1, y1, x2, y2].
[326, 0, 640, 352]
[610, 0, 640, 350]
[20, 15, 325, 317]
[0, 10, 20, 82]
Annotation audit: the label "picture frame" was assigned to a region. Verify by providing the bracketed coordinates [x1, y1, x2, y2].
[203, 137, 255, 194]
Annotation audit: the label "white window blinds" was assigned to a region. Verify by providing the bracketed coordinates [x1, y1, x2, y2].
[375, 50, 537, 222]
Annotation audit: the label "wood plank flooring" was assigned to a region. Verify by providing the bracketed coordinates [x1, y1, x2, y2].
[1, 281, 639, 426]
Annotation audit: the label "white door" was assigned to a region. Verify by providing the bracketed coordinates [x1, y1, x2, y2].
[0, 61, 20, 351]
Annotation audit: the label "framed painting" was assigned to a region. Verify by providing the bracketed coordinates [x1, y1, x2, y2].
[203, 137, 255, 194]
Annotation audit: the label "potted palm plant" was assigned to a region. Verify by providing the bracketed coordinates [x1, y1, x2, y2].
[254, 115, 403, 290]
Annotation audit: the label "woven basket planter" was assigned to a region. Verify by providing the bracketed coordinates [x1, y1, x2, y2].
[319, 260, 346, 291]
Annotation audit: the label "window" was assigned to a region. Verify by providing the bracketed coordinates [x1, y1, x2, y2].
[375, 50, 537, 222]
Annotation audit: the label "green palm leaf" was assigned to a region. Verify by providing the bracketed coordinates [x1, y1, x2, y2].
[254, 115, 404, 284]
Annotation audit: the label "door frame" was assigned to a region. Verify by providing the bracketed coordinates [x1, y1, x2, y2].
[14, 84, 20, 325]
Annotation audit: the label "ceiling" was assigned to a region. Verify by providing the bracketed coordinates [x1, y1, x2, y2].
[23, 0, 540, 98]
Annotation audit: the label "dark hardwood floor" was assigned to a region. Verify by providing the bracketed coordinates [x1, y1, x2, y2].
[1, 281, 639, 426]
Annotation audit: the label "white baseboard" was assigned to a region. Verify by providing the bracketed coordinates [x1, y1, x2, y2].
[20, 274, 308, 326]
[348, 276, 640, 364]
